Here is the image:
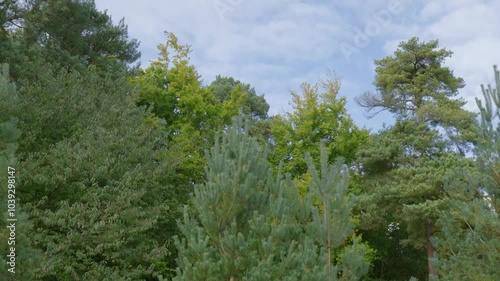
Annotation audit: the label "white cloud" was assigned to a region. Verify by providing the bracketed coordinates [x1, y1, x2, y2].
[94, 0, 500, 130]
[420, 2, 443, 19]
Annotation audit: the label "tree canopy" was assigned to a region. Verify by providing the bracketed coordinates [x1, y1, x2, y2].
[0, 2, 496, 279]
[355, 37, 479, 279]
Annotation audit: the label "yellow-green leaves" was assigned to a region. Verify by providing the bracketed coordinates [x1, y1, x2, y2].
[270, 73, 368, 179]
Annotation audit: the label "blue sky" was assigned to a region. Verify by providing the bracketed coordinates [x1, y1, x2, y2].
[95, 0, 500, 132]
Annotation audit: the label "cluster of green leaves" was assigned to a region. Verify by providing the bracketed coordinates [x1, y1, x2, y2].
[270, 73, 368, 193]
[208, 75, 270, 120]
[1, 1, 274, 276]
[130, 31, 266, 187]
[356, 37, 477, 154]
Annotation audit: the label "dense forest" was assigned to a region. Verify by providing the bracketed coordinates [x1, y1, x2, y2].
[0, 1, 498, 280]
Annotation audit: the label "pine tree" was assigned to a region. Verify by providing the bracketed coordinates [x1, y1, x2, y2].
[475, 65, 500, 211]
[174, 121, 369, 280]
[23, 0, 140, 74]
[355, 37, 477, 278]
[432, 65, 500, 281]
[305, 145, 370, 280]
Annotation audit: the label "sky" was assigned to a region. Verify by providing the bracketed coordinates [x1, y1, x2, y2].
[94, 0, 500, 132]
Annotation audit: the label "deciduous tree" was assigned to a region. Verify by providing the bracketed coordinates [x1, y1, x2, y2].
[208, 75, 270, 120]
[270, 73, 368, 191]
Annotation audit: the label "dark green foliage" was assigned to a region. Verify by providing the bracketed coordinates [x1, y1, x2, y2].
[14, 64, 121, 155]
[1, 4, 494, 277]
[0, 0, 26, 81]
[360, 226, 427, 281]
[356, 37, 476, 154]
[0, 64, 20, 183]
[174, 122, 369, 280]
[13, 65, 181, 280]
[432, 65, 500, 281]
[207, 75, 273, 145]
[0, 64, 43, 281]
[355, 37, 478, 279]
[0, 0, 140, 81]
[24, 0, 140, 73]
[355, 119, 475, 280]
[0, 0, 23, 35]
[208, 75, 270, 120]
[433, 174, 500, 281]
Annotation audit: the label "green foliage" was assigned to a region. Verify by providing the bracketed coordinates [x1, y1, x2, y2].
[2, 5, 495, 278]
[14, 64, 114, 155]
[208, 75, 273, 145]
[24, 0, 140, 73]
[208, 75, 270, 120]
[355, 37, 478, 279]
[305, 144, 370, 280]
[13, 65, 180, 280]
[433, 174, 500, 281]
[0, 0, 24, 35]
[360, 123, 469, 234]
[356, 37, 476, 154]
[131, 31, 255, 186]
[475, 65, 500, 211]
[0, 1, 26, 81]
[0, 64, 43, 281]
[0, 64, 20, 184]
[356, 37, 464, 119]
[174, 122, 368, 280]
[270, 72, 368, 186]
[0, 0, 140, 81]
[432, 65, 500, 281]
[477, 65, 500, 131]
[132, 31, 239, 134]
[130, 32, 208, 186]
[357, 119, 477, 280]
[360, 226, 427, 281]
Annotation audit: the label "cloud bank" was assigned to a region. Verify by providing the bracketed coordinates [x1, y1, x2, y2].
[95, 0, 500, 130]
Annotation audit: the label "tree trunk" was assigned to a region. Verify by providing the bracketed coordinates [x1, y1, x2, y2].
[426, 221, 437, 277]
